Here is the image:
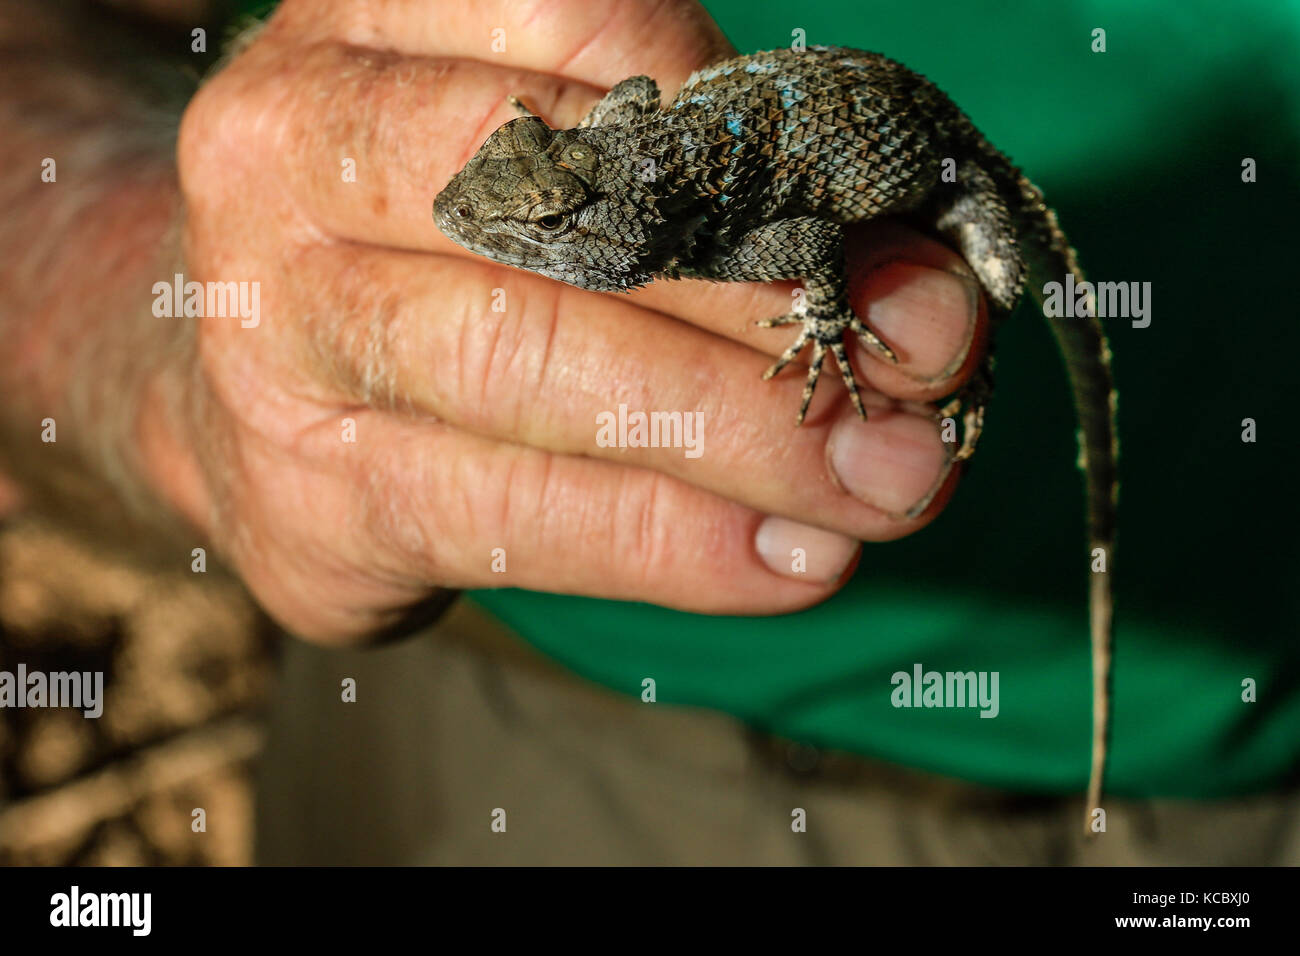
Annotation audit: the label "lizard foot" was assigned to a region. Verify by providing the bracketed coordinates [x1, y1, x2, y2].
[760, 310, 898, 426]
[938, 355, 995, 461]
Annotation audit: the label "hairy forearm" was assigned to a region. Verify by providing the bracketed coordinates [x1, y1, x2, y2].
[0, 0, 218, 551]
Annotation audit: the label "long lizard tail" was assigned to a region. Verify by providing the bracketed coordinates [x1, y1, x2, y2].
[964, 134, 1120, 835]
[1017, 188, 1119, 837]
[919, 71, 1119, 834]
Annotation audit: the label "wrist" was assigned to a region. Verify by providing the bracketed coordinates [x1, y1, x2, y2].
[134, 357, 216, 545]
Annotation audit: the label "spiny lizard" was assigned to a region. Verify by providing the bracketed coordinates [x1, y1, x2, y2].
[433, 46, 1118, 835]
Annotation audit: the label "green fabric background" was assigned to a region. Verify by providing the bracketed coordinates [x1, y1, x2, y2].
[240, 0, 1300, 797]
[472, 0, 1300, 798]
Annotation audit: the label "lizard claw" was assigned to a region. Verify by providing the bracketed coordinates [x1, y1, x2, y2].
[763, 309, 881, 425]
[942, 354, 995, 462]
[506, 95, 538, 118]
[756, 313, 802, 329]
[829, 341, 867, 421]
[796, 342, 828, 425]
[762, 327, 810, 381]
[849, 315, 899, 363]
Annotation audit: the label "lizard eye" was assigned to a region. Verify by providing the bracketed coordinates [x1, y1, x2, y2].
[534, 213, 567, 231]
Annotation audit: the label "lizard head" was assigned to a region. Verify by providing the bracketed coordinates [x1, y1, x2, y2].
[434, 116, 667, 291]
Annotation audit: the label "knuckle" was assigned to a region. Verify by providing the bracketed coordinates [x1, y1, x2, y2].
[302, 254, 407, 410]
[230, 508, 425, 645]
[359, 450, 451, 582]
[175, 77, 230, 193]
[442, 275, 558, 432]
[176, 44, 296, 202]
[612, 470, 677, 589]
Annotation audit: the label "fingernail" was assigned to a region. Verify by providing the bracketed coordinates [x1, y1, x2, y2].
[756, 516, 859, 583]
[828, 410, 952, 517]
[860, 264, 980, 381]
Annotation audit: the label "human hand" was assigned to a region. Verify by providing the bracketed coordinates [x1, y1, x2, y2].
[157, 0, 989, 642]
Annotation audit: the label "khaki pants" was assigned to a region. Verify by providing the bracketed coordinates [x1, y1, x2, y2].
[256, 600, 1300, 865]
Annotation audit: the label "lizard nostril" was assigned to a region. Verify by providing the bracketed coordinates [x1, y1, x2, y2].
[455, 205, 472, 219]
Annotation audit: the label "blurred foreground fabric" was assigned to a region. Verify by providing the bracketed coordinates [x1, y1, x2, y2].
[257, 599, 1300, 865]
[0, 518, 274, 865]
[3, 520, 1297, 865]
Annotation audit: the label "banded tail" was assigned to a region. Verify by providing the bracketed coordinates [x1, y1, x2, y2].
[972, 135, 1120, 835]
[1020, 189, 1119, 837]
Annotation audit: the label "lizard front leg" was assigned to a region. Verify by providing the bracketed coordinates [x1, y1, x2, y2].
[686, 217, 898, 425]
[508, 75, 661, 128]
[578, 76, 661, 127]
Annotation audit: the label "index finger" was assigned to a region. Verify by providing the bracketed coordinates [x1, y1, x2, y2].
[298, 0, 734, 94]
[210, 0, 733, 254]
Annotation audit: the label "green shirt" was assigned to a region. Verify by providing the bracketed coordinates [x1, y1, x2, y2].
[473, 0, 1300, 798]
[236, 0, 1300, 797]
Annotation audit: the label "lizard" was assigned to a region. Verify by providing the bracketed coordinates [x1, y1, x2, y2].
[432, 46, 1118, 835]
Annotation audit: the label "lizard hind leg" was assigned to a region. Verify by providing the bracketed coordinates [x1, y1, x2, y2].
[927, 159, 1025, 462]
[939, 354, 994, 462]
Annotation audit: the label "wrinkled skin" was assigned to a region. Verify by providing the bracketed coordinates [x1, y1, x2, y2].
[155, 0, 986, 643]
